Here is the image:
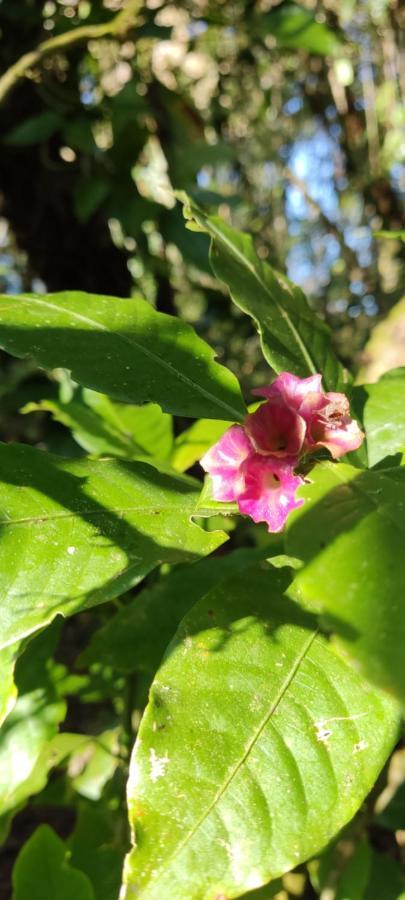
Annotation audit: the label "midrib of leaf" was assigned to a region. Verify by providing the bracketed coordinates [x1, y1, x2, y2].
[206, 218, 318, 377]
[0, 505, 196, 526]
[7, 295, 244, 421]
[137, 627, 318, 893]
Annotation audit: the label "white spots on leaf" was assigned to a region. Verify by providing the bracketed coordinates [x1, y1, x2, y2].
[182, 635, 193, 654]
[219, 838, 252, 885]
[353, 739, 368, 754]
[67, 546, 76, 555]
[315, 723, 332, 744]
[150, 748, 170, 782]
[315, 712, 368, 746]
[249, 693, 263, 712]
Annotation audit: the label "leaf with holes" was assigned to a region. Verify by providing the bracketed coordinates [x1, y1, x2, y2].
[122, 564, 398, 899]
[0, 291, 246, 421]
[286, 461, 405, 701]
[0, 442, 225, 650]
[181, 196, 345, 391]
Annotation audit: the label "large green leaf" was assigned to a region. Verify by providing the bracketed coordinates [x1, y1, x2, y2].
[12, 825, 94, 900]
[25, 391, 173, 461]
[0, 443, 225, 649]
[286, 461, 405, 701]
[182, 197, 345, 391]
[122, 565, 398, 899]
[0, 291, 246, 421]
[80, 547, 272, 674]
[356, 369, 405, 466]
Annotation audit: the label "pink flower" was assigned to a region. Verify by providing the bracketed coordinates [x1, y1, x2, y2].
[300, 391, 364, 458]
[200, 423, 303, 532]
[238, 455, 304, 532]
[200, 371, 364, 532]
[253, 372, 323, 409]
[254, 372, 364, 459]
[200, 425, 252, 502]
[245, 397, 305, 457]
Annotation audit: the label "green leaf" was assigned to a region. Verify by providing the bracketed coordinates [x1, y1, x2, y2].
[355, 369, 405, 466]
[286, 461, 405, 701]
[0, 625, 66, 818]
[25, 391, 173, 461]
[12, 825, 94, 900]
[253, 3, 343, 56]
[0, 443, 225, 649]
[0, 291, 246, 421]
[70, 729, 121, 801]
[69, 805, 124, 900]
[314, 835, 372, 900]
[364, 851, 405, 900]
[4, 111, 62, 146]
[0, 645, 18, 727]
[314, 835, 405, 900]
[181, 197, 345, 391]
[73, 176, 110, 224]
[122, 564, 398, 899]
[80, 547, 273, 674]
[83, 390, 173, 459]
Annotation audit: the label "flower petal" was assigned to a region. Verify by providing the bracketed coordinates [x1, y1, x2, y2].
[253, 373, 323, 408]
[200, 424, 253, 501]
[245, 399, 305, 457]
[302, 392, 364, 458]
[237, 454, 304, 532]
[310, 417, 364, 458]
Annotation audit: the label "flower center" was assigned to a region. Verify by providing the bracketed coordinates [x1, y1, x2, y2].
[263, 470, 280, 490]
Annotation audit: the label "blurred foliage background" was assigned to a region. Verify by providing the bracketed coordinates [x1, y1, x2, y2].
[0, 2, 404, 898]
[0, 0, 404, 400]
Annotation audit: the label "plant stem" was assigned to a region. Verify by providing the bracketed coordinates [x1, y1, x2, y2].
[0, 0, 142, 105]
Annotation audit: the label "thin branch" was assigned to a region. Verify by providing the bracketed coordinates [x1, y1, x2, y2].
[0, 0, 142, 105]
